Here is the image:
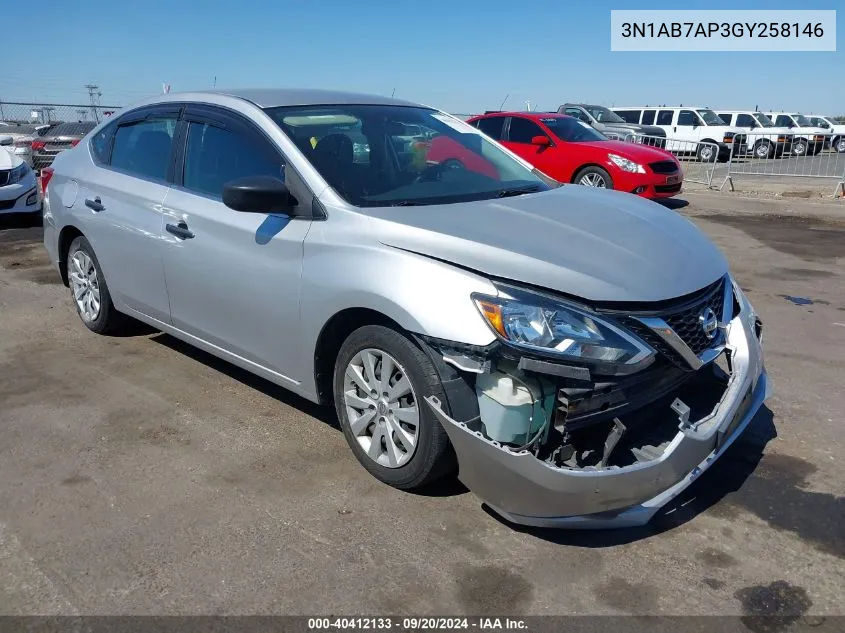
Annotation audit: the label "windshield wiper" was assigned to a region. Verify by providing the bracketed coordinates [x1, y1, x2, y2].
[496, 185, 541, 198]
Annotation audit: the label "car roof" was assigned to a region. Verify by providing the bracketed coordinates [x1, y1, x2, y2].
[474, 111, 569, 119]
[202, 88, 421, 109]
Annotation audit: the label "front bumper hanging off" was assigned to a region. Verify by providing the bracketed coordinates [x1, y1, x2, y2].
[425, 306, 769, 529]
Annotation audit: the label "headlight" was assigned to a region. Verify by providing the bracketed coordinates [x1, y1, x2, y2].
[473, 286, 655, 370]
[8, 162, 31, 185]
[608, 154, 645, 174]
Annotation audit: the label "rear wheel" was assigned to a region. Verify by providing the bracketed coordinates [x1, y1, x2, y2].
[696, 143, 717, 162]
[67, 236, 125, 334]
[333, 325, 455, 490]
[753, 140, 773, 159]
[835, 137, 845, 154]
[574, 166, 613, 189]
[792, 138, 808, 156]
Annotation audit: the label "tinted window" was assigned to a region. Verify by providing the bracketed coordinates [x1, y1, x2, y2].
[508, 117, 545, 143]
[717, 113, 733, 124]
[475, 116, 506, 139]
[641, 110, 656, 125]
[614, 110, 640, 123]
[564, 108, 591, 123]
[110, 116, 177, 181]
[736, 114, 756, 127]
[90, 122, 116, 164]
[775, 115, 793, 127]
[183, 122, 284, 198]
[677, 110, 699, 126]
[656, 110, 674, 125]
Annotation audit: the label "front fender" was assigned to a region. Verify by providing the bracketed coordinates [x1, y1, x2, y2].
[295, 212, 498, 397]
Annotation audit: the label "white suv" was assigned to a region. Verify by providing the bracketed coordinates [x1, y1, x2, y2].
[611, 106, 746, 162]
[764, 112, 831, 156]
[715, 111, 794, 159]
[805, 116, 845, 153]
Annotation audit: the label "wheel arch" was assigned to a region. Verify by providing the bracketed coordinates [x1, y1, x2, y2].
[571, 163, 611, 184]
[57, 225, 85, 287]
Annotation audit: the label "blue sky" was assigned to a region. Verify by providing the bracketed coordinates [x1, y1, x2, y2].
[2, 0, 842, 114]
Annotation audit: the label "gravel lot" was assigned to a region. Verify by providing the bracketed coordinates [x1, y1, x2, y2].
[0, 191, 843, 618]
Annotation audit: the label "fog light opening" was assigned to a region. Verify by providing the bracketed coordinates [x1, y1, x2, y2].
[26, 192, 38, 206]
[632, 186, 647, 194]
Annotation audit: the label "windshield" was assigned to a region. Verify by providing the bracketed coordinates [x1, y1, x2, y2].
[265, 105, 550, 207]
[752, 113, 775, 127]
[585, 105, 626, 124]
[539, 116, 607, 142]
[697, 109, 726, 126]
[792, 114, 813, 127]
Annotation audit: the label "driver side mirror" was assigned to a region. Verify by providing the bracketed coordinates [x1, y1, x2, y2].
[531, 135, 551, 147]
[222, 176, 298, 214]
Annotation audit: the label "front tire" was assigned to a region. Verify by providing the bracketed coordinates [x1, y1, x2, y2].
[333, 325, 454, 490]
[835, 137, 845, 154]
[753, 140, 773, 159]
[696, 143, 717, 162]
[792, 138, 808, 156]
[67, 236, 125, 334]
[574, 166, 613, 189]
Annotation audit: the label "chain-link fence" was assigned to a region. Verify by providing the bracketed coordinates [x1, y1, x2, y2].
[1, 102, 122, 171]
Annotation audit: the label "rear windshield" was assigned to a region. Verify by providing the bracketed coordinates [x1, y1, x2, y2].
[47, 122, 97, 137]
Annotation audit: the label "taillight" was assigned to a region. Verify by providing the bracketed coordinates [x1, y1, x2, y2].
[32, 140, 45, 151]
[40, 167, 54, 193]
[71, 139, 80, 147]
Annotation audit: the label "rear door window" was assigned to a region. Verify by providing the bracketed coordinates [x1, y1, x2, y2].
[641, 110, 656, 125]
[677, 110, 699, 127]
[507, 117, 545, 143]
[475, 116, 506, 140]
[736, 114, 756, 127]
[656, 110, 674, 125]
[775, 115, 794, 127]
[110, 115, 178, 181]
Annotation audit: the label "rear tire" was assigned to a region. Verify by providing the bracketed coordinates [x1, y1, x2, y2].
[696, 143, 717, 162]
[333, 325, 455, 490]
[67, 236, 126, 335]
[753, 140, 773, 159]
[574, 166, 613, 189]
[835, 137, 845, 154]
[792, 138, 808, 156]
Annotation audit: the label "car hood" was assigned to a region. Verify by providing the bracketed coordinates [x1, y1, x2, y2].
[367, 186, 728, 303]
[0, 148, 23, 170]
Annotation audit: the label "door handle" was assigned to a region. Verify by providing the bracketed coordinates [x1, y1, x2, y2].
[166, 221, 195, 240]
[85, 197, 105, 212]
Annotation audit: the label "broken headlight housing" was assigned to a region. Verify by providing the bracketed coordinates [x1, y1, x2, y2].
[473, 285, 655, 370]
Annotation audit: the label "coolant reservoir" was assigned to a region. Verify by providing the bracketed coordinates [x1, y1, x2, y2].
[475, 372, 552, 445]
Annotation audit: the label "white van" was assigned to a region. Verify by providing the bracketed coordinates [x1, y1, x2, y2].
[715, 111, 794, 159]
[611, 106, 746, 161]
[763, 112, 831, 156]
[805, 116, 845, 153]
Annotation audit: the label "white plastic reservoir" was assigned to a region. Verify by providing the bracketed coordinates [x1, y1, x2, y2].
[476, 371, 554, 445]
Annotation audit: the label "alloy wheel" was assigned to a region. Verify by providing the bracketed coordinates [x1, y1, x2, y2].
[579, 173, 606, 188]
[69, 250, 101, 322]
[837, 138, 845, 153]
[342, 348, 420, 468]
[755, 143, 769, 159]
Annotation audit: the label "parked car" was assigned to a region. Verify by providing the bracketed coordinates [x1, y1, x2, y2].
[32, 121, 97, 170]
[762, 112, 830, 156]
[42, 88, 768, 529]
[0, 123, 53, 167]
[612, 106, 747, 161]
[557, 103, 666, 145]
[464, 112, 683, 199]
[715, 111, 793, 158]
[0, 140, 41, 215]
[805, 115, 845, 153]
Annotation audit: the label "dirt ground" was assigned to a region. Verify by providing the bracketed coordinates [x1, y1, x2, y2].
[0, 191, 843, 619]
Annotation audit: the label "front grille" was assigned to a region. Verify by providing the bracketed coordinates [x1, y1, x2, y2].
[654, 183, 682, 194]
[649, 161, 678, 175]
[46, 141, 73, 150]
[0, 198, 16, 210]
[622, 277, 728, 369]
[0, 169, 9, 187]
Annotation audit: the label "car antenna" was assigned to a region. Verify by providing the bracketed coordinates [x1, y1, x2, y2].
[499, 94, 509, 110]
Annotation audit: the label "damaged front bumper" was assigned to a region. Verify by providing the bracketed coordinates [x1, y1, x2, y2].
[425, 305, 769, 529]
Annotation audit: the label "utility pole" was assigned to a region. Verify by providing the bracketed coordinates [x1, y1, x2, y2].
[213, 76, 217, 88]
[85, 84, 102, 123]
[77, 109, 88, 121]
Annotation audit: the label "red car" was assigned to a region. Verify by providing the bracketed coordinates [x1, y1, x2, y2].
[464, 112, 683, 199]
